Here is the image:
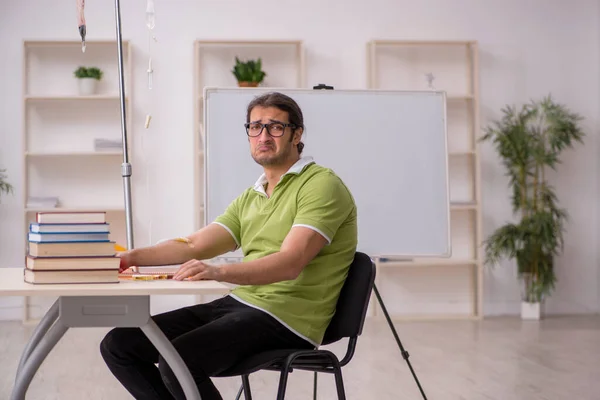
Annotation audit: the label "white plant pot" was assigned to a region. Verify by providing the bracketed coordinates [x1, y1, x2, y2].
[78, 78, 98, 95]
[521, 301, 542, 320]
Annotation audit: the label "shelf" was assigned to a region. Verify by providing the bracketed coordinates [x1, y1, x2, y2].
[26, 207, 125, 213]
[369, 40, 477, 46]
[25, 95, 127, 101]
[378, 259, 478, 267]
[367, 40, 477, 95]
[449, 151, 475, 156]
[387, 314, 479, 322]
[21, 39, 133, 324]
[368, 40, 482, 321]
[446, 94, 474, 100]
[24, 40, 131, 99]
[450, 201, 477, 210]
[26, 151, 122, 157]
[194, 39, 304, 46]
[194, 39, 305, 92]
[24, 40, 128, 48]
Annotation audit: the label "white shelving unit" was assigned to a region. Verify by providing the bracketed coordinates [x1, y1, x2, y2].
[366, 40, 483, 320]
[193, 39, 305, 231]
[22, 40, 132, 323]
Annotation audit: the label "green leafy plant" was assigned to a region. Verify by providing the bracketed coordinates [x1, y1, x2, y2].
[0, 168, 14, 204]
[73, 66, 103, 80]
[231, 57, 266, 86]
[479, 95, 585, 304]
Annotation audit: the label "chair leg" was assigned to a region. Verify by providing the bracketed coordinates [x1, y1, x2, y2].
[333, 366, 346, 400]
[242, 375, 252, 400]
[276, 367, 292, 400]
[313, 371, 318, 400]
[235, 383, 243, 400]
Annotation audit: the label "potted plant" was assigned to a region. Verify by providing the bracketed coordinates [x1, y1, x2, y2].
[0, 168, 13, 204]
[73, 66, 103, 95]
[231, 57, 266, 87]
[479, 95, 585, 320]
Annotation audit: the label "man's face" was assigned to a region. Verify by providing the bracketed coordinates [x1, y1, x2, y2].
[248, 106, 299, 167]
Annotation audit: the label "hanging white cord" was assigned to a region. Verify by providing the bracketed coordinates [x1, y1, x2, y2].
[144, 0, 156, 244]
[146, 0, 155, 90]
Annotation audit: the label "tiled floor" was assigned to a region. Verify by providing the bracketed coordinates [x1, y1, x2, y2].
[1, 315, 599, 399]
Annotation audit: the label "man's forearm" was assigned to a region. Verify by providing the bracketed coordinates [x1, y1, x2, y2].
[217, 251, 303, 285]
[128, 240, 198, 266]
[127, 223, 238, 267]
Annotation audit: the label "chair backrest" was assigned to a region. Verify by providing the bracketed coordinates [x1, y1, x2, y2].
[321, 251, 376, 345]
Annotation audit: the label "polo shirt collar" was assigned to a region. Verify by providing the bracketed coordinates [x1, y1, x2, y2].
[253, 156, 315, 196]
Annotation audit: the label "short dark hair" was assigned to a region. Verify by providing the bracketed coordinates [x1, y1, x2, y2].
[246, 92, 305, 154]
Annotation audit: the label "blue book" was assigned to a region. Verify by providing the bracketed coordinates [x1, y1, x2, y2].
[28, 232, 110, 243]
[30, 223, 110, 234]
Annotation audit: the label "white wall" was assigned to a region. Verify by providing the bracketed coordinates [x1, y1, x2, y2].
[0, 0, 598, 318]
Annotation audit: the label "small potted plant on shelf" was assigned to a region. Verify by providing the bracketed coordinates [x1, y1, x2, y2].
[231, 57, 266, 87]
[479, 95, 585, 320]
[73, 66, 103, 95]
[0, 168, 14, 204]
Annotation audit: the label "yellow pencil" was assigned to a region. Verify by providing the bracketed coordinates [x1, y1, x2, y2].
[173, 237, 194, 248]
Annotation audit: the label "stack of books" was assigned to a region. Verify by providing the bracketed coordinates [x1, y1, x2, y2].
[24, 211, 120, 284]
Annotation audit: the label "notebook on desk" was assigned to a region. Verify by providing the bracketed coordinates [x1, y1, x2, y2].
[119, 265, 180, 280]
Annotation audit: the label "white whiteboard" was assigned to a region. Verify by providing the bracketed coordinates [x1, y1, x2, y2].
[203, 87, 451, 258]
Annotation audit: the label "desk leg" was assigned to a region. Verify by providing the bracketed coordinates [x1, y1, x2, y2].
[11, 320, 68, 400]
[16, 299, 60, 381]
[11, 296, 202, 400]
[141, 318, 202, 400]
[60, 295, 202, 400]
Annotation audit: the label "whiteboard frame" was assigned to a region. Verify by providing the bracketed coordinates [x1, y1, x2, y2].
[202, 86, 452, 259]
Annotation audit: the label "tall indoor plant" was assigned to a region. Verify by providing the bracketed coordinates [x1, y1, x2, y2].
[480, 95, 585, 319]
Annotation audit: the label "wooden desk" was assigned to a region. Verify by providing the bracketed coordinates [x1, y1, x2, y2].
[0, 267, 231, 400]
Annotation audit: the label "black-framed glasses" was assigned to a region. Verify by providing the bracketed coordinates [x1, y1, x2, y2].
[244, 122, 296, 137]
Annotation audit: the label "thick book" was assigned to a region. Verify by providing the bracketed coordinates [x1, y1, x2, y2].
[26, 255, 120, 271]
[28, 241, 116, 257]
[23, 268, 119, 284]
[28, 232, 110, 243]
[36, 211, 106, 224]
[30, 223, 110, 234]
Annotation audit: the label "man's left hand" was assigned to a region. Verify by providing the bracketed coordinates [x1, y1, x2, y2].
[173, 259, 220, 281]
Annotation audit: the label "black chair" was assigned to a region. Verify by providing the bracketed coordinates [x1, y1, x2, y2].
[216, 251, 376, 400]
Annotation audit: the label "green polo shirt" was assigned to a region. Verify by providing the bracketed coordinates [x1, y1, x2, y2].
[213, 157, 358, 346]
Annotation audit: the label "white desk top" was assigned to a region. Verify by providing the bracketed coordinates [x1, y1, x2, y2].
[0, 267, 232, 297]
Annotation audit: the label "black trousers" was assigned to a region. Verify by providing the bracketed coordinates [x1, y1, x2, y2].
[100, 295, 314, 400]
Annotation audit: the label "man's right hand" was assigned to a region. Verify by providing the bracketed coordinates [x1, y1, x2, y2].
[117, 251, 133, 272]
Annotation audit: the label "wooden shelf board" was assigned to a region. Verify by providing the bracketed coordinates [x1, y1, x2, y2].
[447, 94, 474, 100]
[195, 39, 302, 46]
[24, 40, 129, 47]
[370, 40, 476, 46]
[449, 151, 475, 156]
[25, 207, 126, 213]
[26, 151, 122, 157]
[25, 95, 127, 101]
[450, 202, 477, 210]
[380, 313, 479, 322]
[378, 259, 478, 267]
